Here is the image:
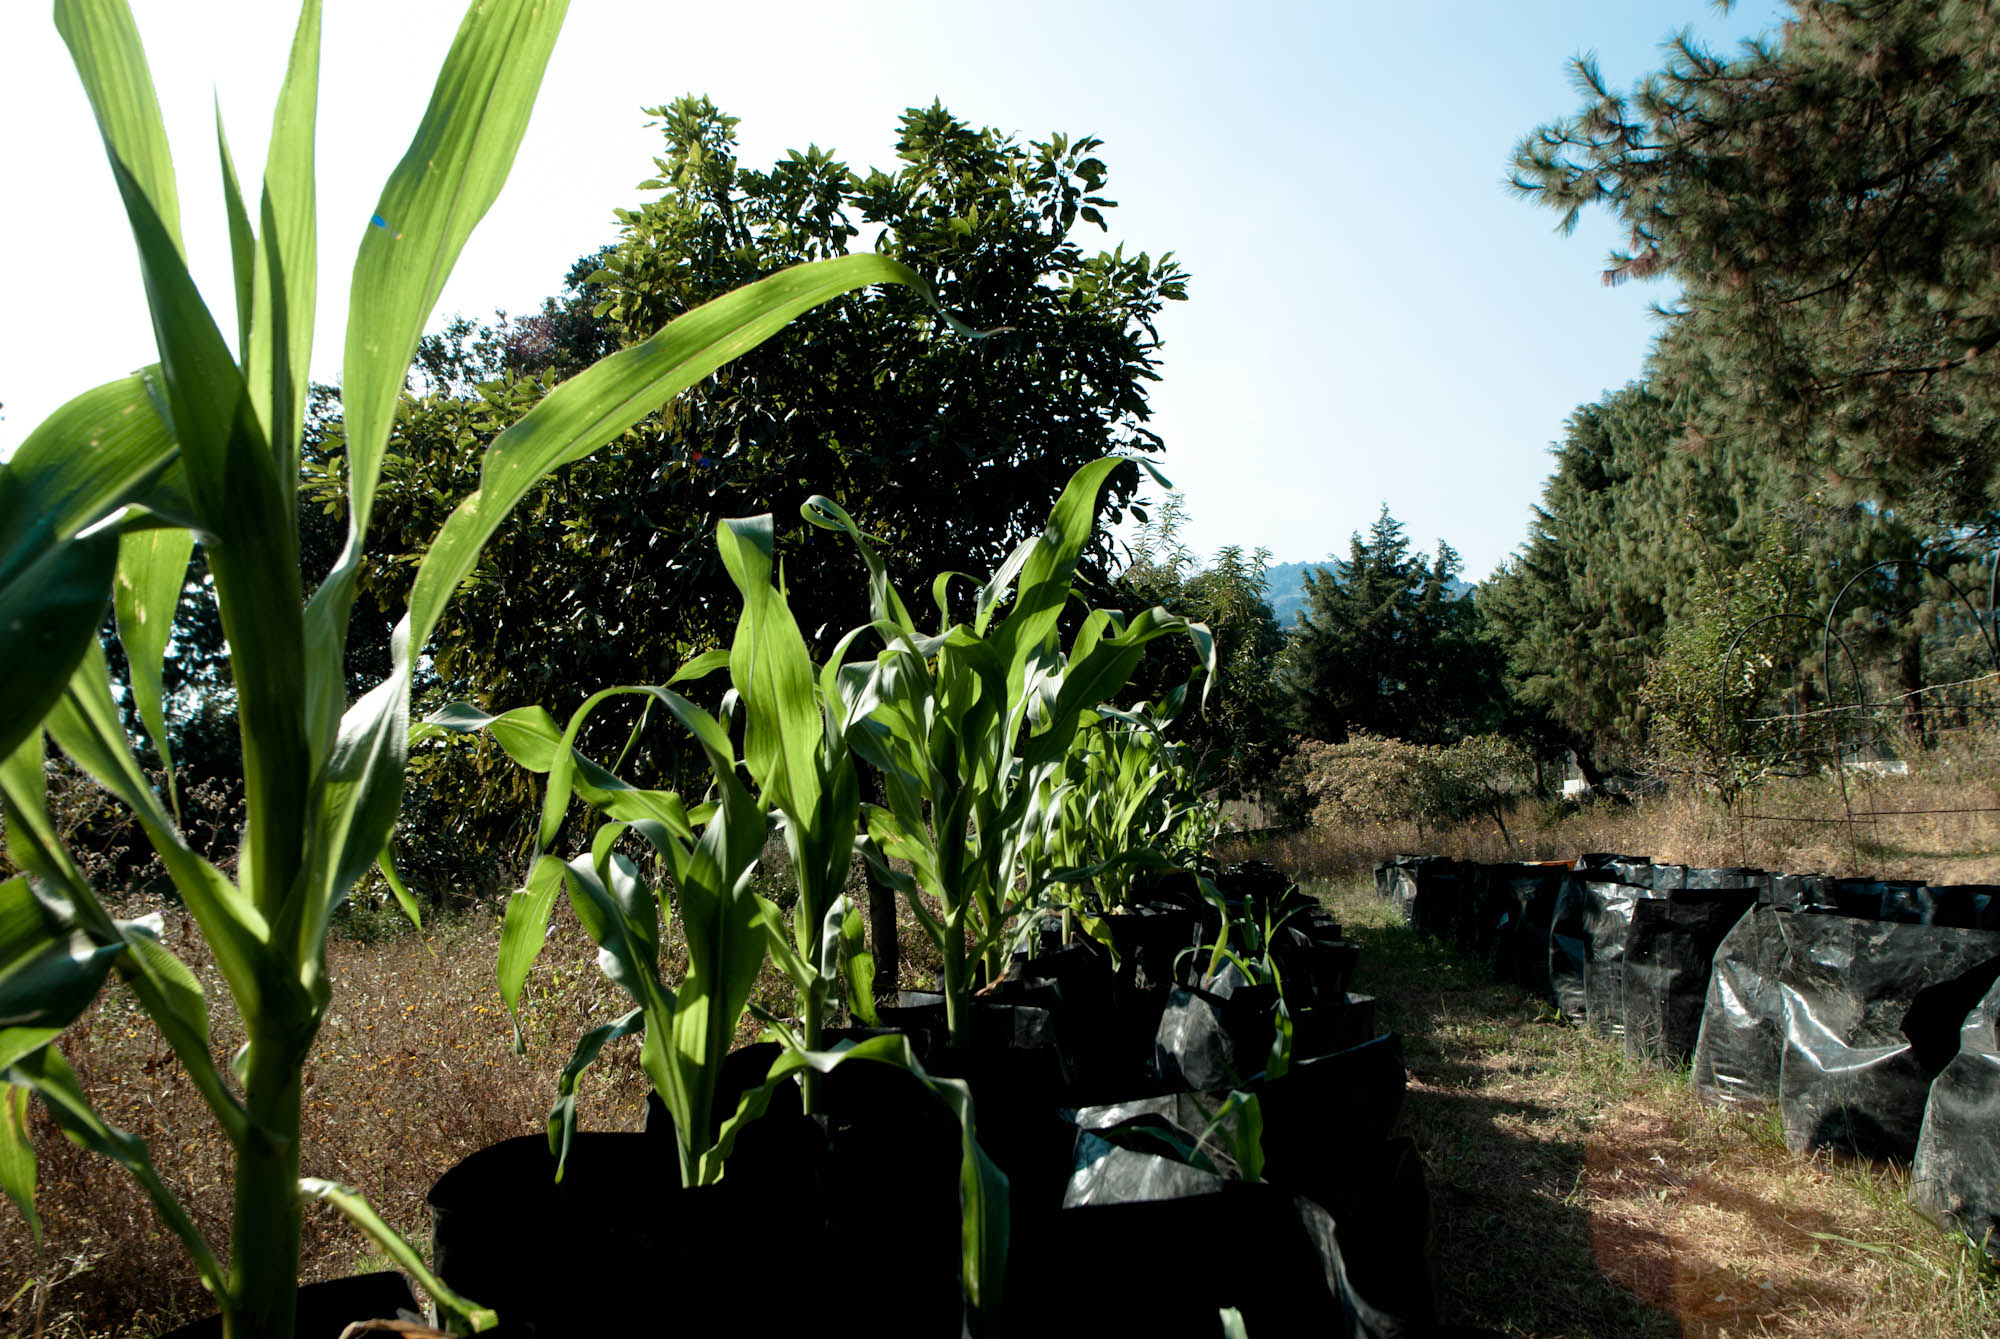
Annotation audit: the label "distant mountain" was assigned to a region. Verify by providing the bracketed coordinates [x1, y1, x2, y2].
[1261, 560, 1473, 628]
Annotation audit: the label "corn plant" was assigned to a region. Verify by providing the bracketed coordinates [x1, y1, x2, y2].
[812, 457, 1215, 1050]
[418, 516, 1009, 1325]
[420, 515, 871, 1173]
[0, 2, 924, 1334]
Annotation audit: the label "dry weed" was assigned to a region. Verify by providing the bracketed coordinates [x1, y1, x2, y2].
[1241, 761, 2000, 888]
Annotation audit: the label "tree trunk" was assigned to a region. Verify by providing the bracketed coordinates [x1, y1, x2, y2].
[1900, 631, 1928, 748]
[1572, 745, 1606, 792]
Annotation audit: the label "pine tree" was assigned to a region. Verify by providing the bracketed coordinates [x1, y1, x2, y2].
[1511, 1, 2000, 526]
[1284, 507, 1500, 745]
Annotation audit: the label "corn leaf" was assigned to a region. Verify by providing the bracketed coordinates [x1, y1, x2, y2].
[246, 0, 320, 484]
[53, 0, 181, 253]
[4, 1045, 226, 1297]
[0, 527, 118, 765]
[404, 255, 924, 666]
[543, 1007, 642, 1179]
[0, 1082, 38, 1245]
[497, 855, 564, 1051]
[112, 526, 194, 808]
[301, 1178, 497, 1332]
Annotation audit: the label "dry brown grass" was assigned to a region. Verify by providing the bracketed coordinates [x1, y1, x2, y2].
[1321, 878, 2000, 1338]
[1238, 758, 2000, 889]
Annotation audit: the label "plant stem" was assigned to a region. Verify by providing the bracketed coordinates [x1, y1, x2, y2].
[226, 1034, 307, 1339]
[943, 918, 970, 1051]
[802, 987, 824, 1116]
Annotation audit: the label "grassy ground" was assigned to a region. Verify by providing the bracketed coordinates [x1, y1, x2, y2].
[0, 881, 946, 1338]
[10, 763, 2000, 1334]
[1317, 876, 2000, 1338]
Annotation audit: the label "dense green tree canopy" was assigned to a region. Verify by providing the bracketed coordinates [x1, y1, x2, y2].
[1115, 495, 1288, 797]
[328, 97, 1187, 709]
[1512, 0, 2000, 525]
[1283, 507, 1503, 747]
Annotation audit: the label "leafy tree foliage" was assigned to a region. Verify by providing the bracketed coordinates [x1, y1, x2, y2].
[1512, 1, 2000, 524]
[1480, 369, 1942, 787]
[306, 99, 1187, 883]
[1115, 494, 1288, 797]
[1283, 507, 1503, 746]
[1282, 732, 1530, 845]
[1639, 525, 1817, 804]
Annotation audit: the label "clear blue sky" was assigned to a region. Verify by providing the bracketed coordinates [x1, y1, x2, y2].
[2, 0, 1791, 580]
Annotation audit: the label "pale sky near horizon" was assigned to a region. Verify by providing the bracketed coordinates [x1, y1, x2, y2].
[1, 0, 1791, 581]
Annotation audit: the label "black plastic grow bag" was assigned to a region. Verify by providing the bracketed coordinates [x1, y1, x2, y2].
[1692, 905, 1798, 1108]
[159, 1273, 419, 1339]
[1483, 862, 1568, 998]
[1621, 886, 1760, 1066]
[1912, 971, 2000, 1256]
[1774, 915, 2000, 1160]
[1548, 866, 1651, 1028]
[1154, 969, 1281, 1091]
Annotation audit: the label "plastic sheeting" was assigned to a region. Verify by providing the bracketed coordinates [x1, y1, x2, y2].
[1691, 905, 1794, 1108]
[1484, 862, 1568, 998]
[1912, 971, 2000, 1256]
[1154, 966, 1281, 1091]
[1059, 1056, 1452, 1339]
[1622, 885, 1763, 1066]
[1776, 915, 2000, 1159]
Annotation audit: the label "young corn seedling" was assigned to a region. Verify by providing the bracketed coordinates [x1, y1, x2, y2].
[0, 3, 923, 1333]
[811, 457, 1215, 1050]
[419, 515, 1010, 1327]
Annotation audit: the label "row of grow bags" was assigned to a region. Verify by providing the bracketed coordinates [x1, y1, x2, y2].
[1374, 854, 2000, 1258]
[419, 861, 1492, 1339]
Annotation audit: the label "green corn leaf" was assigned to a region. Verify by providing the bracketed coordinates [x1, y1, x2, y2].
[714, 1035, 1007, 1328]
[0, 1082, 38, 1245]
[112, 525, 194, 811]
[991, 455, 1127, 690]
[4, 1045, 226, 1298]
[497, 855, 564, 1052]
[543, 1007, 642, 1180]
[0, 879, 122, 1032]
[53, 0, 181, 253]
[301, 1178, 497, 1332]
[375, 843, 420, 930]
[801, 495, 918, 634]
[215, 101, 256, 358]
[294, 669, 411, 963]
[404, 255, 926, 668]
[557, 853, 665, 1016]
[95, 144, 310, 920]
[0, 369, 183, 548]
[302, 0, 566, 766]
[756, 895, 812, 991]
[415, 702, 563, 771]
[828, 896, 879, 1026]
[247, 0, 319, 484]
[0, 526, 118, 766]
[34, 655, 274, 1021]
[717, 514, 821, 818]
[417, 701, 697, 848]
[335, 0, 567, 542]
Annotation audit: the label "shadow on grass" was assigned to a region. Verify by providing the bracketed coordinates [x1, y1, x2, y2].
[1331, 900, 1858, 1339]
